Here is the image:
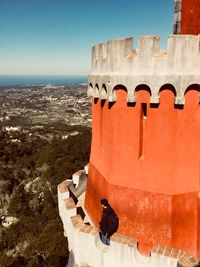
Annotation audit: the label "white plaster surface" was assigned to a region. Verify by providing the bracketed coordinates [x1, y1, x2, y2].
[88, 35, 200, 104]
[66, 230, 178, 267]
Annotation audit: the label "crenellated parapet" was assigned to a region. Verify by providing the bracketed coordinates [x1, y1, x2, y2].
[88, 35, 200, 104]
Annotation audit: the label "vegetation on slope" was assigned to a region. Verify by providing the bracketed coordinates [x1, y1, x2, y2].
[0, 125, 91, 266]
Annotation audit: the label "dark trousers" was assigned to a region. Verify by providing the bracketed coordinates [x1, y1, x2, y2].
[99, 232, 110, 245]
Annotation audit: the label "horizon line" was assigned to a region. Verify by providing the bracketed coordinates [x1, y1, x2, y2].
[0, 74, 88, 77]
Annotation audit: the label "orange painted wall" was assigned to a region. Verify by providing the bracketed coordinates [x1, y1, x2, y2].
[172, 192, 199, 256]
[198, 195, 200, 258]
[181, 0, 200, 34]
[85, 165, 200, 256]
[85, 86, 200, 256]
[89, 88, 200, 195]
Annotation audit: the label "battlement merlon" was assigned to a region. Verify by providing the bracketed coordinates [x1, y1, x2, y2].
[88, 35, 200, 104]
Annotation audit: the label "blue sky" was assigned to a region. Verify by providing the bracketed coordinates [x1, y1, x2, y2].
[0, 0, 174, 76]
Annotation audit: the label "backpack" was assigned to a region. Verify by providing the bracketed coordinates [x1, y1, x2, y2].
[108, 212, 119, 235]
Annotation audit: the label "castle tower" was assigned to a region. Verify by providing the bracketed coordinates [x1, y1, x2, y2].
[85, 0, 200, 258]
[58, 1, 200, 266]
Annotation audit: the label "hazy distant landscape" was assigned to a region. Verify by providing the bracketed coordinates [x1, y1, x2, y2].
[0, 83, 91, 126]
[0, 83, 91, 266]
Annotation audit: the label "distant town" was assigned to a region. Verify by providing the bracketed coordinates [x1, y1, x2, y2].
[0, 84, 91, 128]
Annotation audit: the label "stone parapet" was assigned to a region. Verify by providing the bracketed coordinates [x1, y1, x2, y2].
[88, 35, 200, 104]
[152, 244, 199, 267]
[73, 170, 85, 187]
[64, 197, 76, 210]
[58, 179, 71, 194]
[58, 173, 199, 267]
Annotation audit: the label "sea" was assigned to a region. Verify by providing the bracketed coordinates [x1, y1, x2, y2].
[0, 75, 87, 87]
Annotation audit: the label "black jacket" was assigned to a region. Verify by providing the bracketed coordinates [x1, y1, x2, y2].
[99, 206, 115, 236]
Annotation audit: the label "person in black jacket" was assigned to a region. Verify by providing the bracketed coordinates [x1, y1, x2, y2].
[99, 199, 118, 245]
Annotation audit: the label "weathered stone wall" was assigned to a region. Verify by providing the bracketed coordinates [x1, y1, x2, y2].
[173, 0, 182, 34]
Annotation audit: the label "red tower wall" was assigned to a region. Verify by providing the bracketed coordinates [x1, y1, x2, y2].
[85, 86, 200, 256]
[181, 0, 200, 34]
